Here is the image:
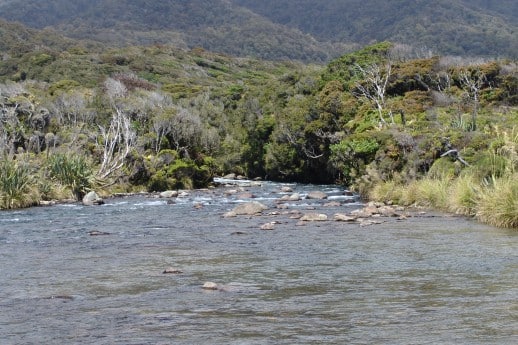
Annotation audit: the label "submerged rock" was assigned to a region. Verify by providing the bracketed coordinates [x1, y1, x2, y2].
[163, 267, 183, 274]
[324, 201, 341, 207]
[88, 230, 110, 236]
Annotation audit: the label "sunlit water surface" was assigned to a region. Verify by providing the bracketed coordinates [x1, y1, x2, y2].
[1, 181, 517, 344]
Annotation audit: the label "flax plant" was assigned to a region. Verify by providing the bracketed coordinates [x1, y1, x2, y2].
[47, 153, 92, 200]
[0, 159, 37, 209]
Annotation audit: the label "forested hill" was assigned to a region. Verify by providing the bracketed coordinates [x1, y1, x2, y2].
[0, 0, 350, 62]
[233, 0, 518, 58]
[0, 0, 517, 61]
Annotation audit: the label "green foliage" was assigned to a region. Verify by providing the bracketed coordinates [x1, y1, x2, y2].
[0, 159, 36, 209]
[147, 152, 218, 191]
[330, 134, 380, 184]
[321, 42, 392, 89]
[47, 153, 92, 200]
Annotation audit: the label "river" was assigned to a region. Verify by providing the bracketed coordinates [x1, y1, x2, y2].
[1, 180, 517, 344]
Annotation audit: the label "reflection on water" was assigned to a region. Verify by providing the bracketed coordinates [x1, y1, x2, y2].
[1, 181, 517, 344]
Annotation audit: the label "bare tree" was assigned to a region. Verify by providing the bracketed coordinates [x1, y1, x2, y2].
[168, 107, 202, 158]
[459, 69, 487, 131]
[0, 102, 20, 158]
[353, 63, 394, 126]
[96, 106, 136, 179]
[151, 110, 174, 153]
[96, 78, 136, 179]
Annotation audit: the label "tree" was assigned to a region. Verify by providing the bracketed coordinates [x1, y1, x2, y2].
[96, 78, 136, 179]
[459, 68, 486, 131]
[353, 63, 394, 126]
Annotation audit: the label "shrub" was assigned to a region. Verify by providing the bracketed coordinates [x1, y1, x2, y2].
[0, 159, 37, 209]
[47, 153, 92, 200]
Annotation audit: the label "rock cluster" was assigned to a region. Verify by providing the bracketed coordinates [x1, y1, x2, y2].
[221, 184, 411, 229]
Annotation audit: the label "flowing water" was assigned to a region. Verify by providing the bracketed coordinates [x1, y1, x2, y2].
[1, 180, 517, 344]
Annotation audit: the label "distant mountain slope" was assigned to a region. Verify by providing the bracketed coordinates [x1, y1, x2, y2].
[0, 0, 516, 60]
[233, 0, 518, 58]
[0, 0, 349, 62]
[467, 0, 518, 24]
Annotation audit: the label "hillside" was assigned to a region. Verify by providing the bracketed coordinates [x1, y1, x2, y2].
[233, 0, 518, 58]
[0, 0, 517, 60]
[0, 0, 349, 62]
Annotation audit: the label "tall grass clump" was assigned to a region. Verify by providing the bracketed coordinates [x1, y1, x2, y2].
[368, 179, 404, 204]
[0, 159, 38, 209]
[476, 175, 518, 228]
[400, 178, 449, 209]
[447, 174, 481, 216]
[47, 153, 92, 200]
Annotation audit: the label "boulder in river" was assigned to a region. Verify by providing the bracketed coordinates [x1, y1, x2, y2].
[159, 190, 178, 198]
[260, 222, 276, 230]
[202, 282, 219, 290]
[231, 201, 268, 215]
[163, 267, 183, 274]
[82, 191, 104, 206]
[306, 191, 328, 200]
[300, 213, 328, 221]
[223, 173, 236, 179]
[334, 213, 356, 222]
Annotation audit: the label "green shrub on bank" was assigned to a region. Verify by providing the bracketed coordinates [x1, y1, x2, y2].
[47, 153, 92, 200]
[0, 159, 38, 209]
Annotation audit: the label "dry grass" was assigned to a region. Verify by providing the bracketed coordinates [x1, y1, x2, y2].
[476, 175, 518, 228]
[447, 174, 481, 216]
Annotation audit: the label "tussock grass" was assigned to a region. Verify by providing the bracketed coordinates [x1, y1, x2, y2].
[368, 180, 403, 204]
[476, 176, 518, 228]
[447, 174, 480, 216]
[400, 178, 449, 209]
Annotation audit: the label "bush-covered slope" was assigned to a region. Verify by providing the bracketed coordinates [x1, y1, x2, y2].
[0, 0, 349, 62]
[233, 0, 518, 58]
[0, 0, 516, 60]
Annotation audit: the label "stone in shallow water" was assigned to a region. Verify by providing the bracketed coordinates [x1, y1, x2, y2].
[300, 213, 328, 221]
[260, 222, 275, 230]
[306, 191, 328, 200]
[202, 282, 219, 290]
[159, 190, 178, 198]
[163, 267, 183, 274]
[83, 191, 104, 206]
[88, 230, 110, 236]
[231, 201, 268, 215]
[334, 213, 356, 222]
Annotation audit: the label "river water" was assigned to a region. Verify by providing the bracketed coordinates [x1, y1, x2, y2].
[1, 180, 517, 344]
